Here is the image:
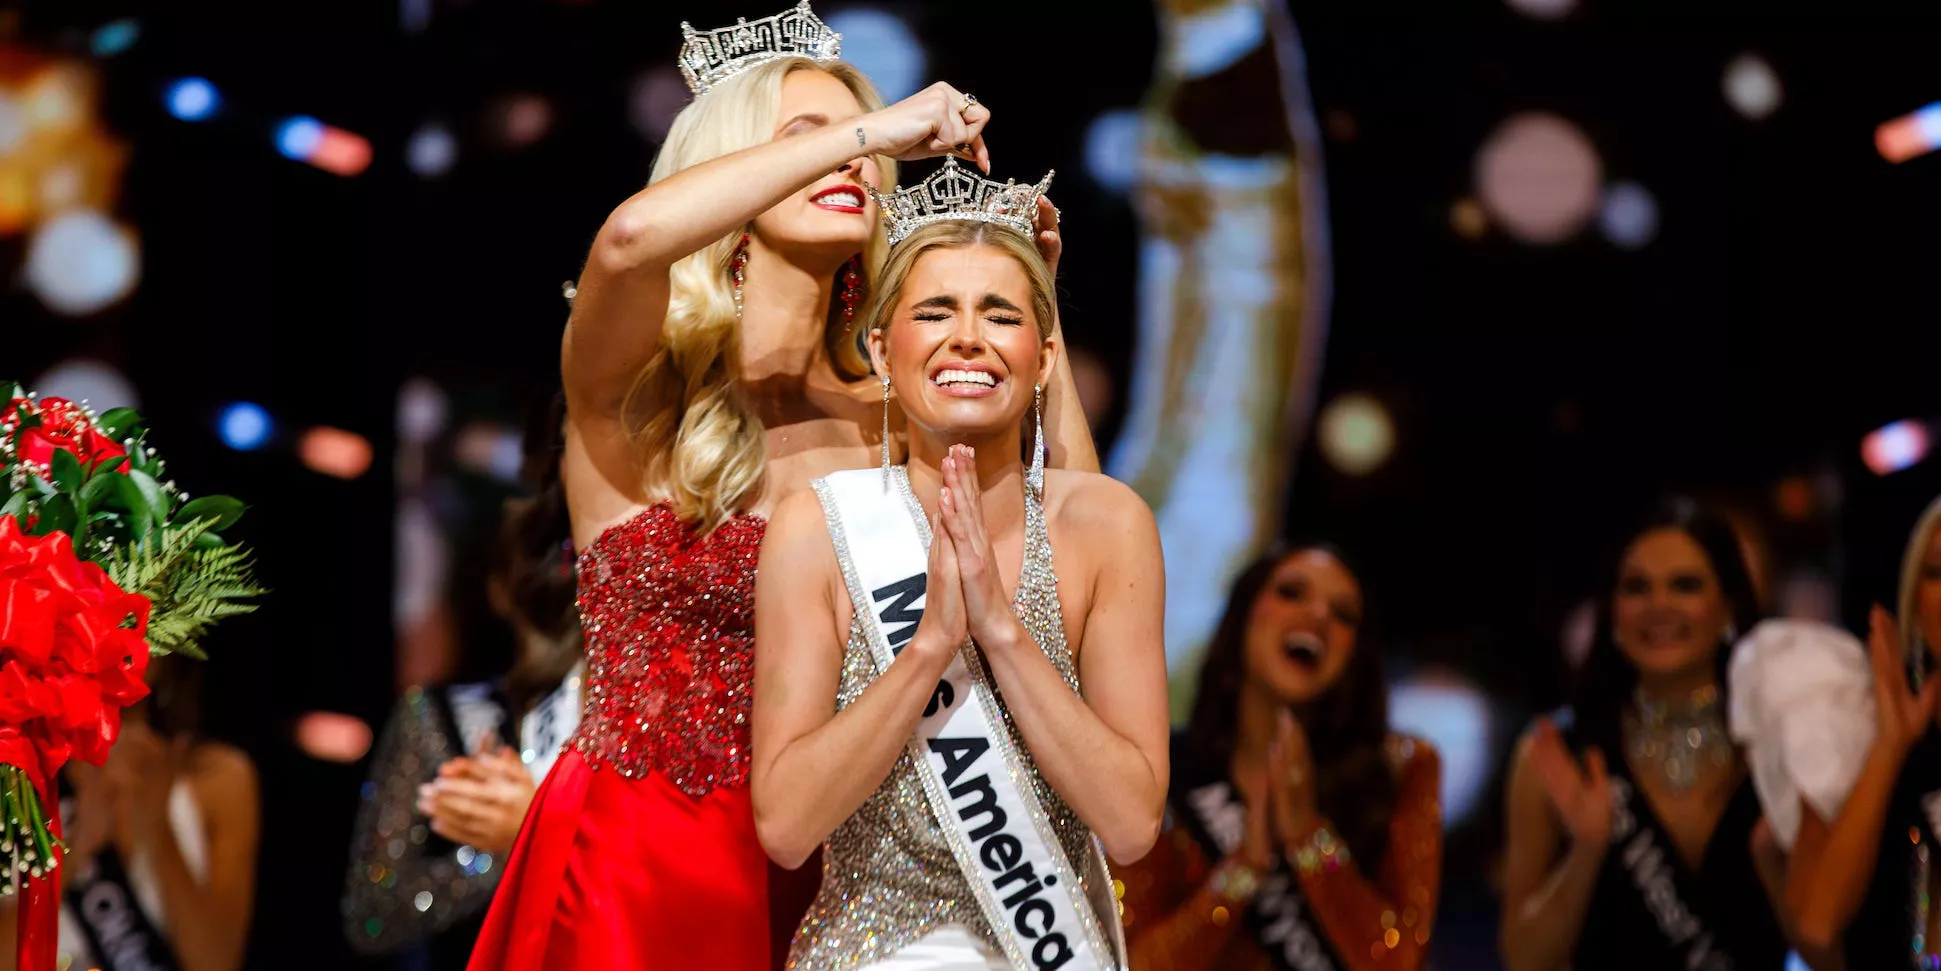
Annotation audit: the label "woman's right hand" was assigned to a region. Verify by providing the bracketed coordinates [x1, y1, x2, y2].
[1528, 718, 1614, 848]
[1231, 767, 1278, 872]
[1869, 604, 1937, 760]
[860, 82, 992, 172]
[908, 486, 968, 665]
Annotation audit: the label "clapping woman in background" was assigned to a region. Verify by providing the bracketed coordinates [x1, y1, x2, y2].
[1119, 543, 1443, 971]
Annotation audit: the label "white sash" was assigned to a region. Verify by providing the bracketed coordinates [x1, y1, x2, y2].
[813, 468, 1123, 971]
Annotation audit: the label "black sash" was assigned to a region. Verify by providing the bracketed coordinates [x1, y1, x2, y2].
[1168, 739, 1348, 971]
[1598, 770, 1739, 971]
[63, 845, 182, 971]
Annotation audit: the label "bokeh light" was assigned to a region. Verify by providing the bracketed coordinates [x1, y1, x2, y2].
[22, 64, 92, 135]
[825, 9, 926, 102]
[1388, 671, 1496, 825]
[1318, 393, 1395, 477]
[1861, 419, 1929, 476]
[1504, 0, 1577, 19]
[1450, 196, 1488, 240]
[295, 712, 374, 763]
[1876, 102, 1941, 164]
[1598, 180, 1659, 249]
[90, 20, 141, 58]
[1723, 53, 1782, 120]
[405, 123, 457, 178]
[1474, 112, 1602, 245]
[218, 402, 274, 451]
[629, 67, 690, 144]
[1083, 110, 1144, 195]
[301, 427, 375, 480]
[23, 209, 139, 315]
[165, 77, 221, 121]
[31, 358, 138, 411]
[396, 377, 450, 445]
[494, 94, 552, 148]
[454, 422, 522, 482]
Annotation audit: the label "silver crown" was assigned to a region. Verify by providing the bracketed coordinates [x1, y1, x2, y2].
[869, 157, 1054, 246]
[678, 2, 842, 97]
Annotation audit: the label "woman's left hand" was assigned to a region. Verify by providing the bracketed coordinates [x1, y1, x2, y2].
[939, 445, 1024, 651]
[106, 722, 182, 841]
[419, 748, 537, 854]
[1266, 708, 1322, 850]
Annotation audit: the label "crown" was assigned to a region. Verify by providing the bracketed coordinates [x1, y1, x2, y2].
[678, 2, 842, 97]
[869, 157, 1054, 246]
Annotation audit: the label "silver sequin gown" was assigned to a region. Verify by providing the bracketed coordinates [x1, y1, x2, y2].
[789, 467, 1109, 970]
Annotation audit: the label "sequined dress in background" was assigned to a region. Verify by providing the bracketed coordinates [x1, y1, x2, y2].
[466, 503, 774, 970]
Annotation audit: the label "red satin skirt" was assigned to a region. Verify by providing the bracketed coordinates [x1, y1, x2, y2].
[467, 748, 782, 970]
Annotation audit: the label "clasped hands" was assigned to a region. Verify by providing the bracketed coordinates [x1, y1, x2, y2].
[908, 444, 1027, 663]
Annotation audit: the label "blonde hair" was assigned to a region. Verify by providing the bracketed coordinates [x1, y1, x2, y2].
[858, 220, 1057, 344]
[626, 57, 891, 532]
[1900, 494, 1941, 661]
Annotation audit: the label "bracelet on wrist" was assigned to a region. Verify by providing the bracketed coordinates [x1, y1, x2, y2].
[1291, 823, 1350, 877]
[1209, 858, 1263, 903]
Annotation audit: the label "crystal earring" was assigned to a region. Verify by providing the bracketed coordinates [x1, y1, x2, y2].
[731, 233, 750, 320]
[880, 377, 893, 489]
[1028, 383, 1046, 497]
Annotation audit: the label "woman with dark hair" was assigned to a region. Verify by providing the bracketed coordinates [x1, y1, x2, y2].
[1500, 497, 1787, 971]
[342, 390, 585, 970]
[1118, 543, 1443, 971]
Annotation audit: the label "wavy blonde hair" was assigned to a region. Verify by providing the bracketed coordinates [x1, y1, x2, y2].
[627, 57, 891, 532]
[859, 220, 1057, 343]
[1900, 494, 1941, 665]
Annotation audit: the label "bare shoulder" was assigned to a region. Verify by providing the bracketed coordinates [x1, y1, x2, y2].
[1044, 470, 1154, 535]
[762, 487, 838, 570]
[186, 741, 260, 820]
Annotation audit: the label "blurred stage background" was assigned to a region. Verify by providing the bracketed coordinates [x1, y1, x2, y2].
[7, 0, 1940, 966]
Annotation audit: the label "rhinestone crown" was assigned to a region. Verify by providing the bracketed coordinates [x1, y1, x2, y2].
[679, 2, 842, 97]
[869, 157, 1054, 246]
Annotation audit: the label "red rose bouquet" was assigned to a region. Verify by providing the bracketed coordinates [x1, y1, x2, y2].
[0, 380, 260, 969]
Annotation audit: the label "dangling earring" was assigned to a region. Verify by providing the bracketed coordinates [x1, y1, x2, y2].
[1722, 622, 1739, 645]
[880, 376, 894, 489]
[731, 233, 750, 320]
[839, 257, 862, 331]
[1028, 383, 1046, 497]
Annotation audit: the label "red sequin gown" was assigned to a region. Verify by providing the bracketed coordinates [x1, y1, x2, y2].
[467, 504, 775, 969]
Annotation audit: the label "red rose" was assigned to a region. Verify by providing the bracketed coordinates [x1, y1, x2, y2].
[8, 397, 126, 473]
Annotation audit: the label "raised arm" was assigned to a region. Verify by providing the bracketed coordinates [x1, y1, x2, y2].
[940, 457, 1168, 862]
[1787, 606, 1936, 961]
[750, 487, 966, 869]
[1292, 742, 1443, 971]
[565, 81, 994, 422]
[1498, 724, 1612, 971]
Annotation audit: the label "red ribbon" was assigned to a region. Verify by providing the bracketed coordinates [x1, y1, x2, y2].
[14, 771, 57, 971]
[0, 516, 149, 971]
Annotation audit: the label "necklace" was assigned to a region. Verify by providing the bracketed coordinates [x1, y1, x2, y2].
[1625, 684, 1733, 794]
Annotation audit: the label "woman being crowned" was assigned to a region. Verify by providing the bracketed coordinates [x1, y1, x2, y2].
[751, 161, 1171, 970]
